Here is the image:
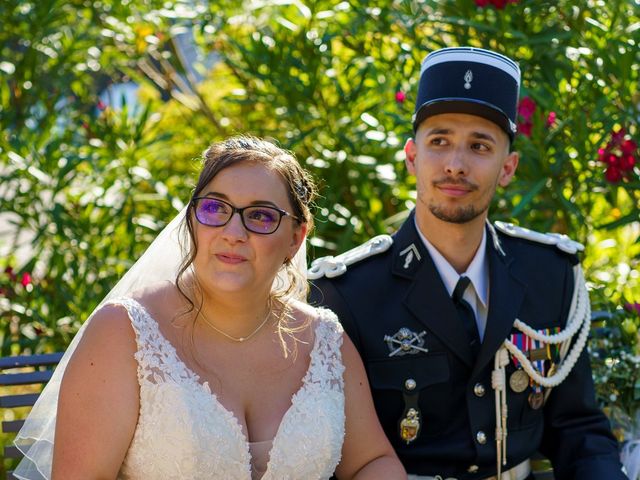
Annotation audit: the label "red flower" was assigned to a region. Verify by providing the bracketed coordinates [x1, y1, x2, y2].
[518, 121, 533, 138]
[621, 139, 637, 155]
[605, 166, 622, 183]
[4, 266, 16, 281]
[475, 0, 517, 7]
[21, 272, 32, 287]
[619, 154, 636, 171]
[606, 154, 619, 167]
[395, 91, 406, 104]
[97, 100, 106, 111]
[546, 111, 557, 127]
[517, 97, 536, 121]
[611, 127, 626, 146]
[598, 128, 638, 182]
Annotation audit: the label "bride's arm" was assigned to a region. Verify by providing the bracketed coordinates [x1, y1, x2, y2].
[335, 334, 407, 480]
[52, 305, 139, 480]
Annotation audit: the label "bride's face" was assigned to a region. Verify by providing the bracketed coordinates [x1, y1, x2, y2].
[191, 161, 307, 297]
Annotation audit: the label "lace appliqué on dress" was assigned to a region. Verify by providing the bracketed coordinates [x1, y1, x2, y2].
[109, 298, 345, 480]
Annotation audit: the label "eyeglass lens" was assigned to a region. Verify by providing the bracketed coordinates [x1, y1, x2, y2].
[195, 198, 282, 234]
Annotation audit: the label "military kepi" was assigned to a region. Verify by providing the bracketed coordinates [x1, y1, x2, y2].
[413, 47, 521, 140]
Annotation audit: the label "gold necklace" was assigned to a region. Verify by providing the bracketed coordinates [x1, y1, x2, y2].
[198, 308, 272, 343]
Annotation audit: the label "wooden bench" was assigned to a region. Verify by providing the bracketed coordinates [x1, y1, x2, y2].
[0, 353, 63, 480]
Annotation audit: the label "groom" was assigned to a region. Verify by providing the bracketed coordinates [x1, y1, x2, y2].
[309, 47, 625, 479]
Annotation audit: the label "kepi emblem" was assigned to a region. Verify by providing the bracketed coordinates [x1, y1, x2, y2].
[464, 69, 473, 89]
[385, 328, 428, 356]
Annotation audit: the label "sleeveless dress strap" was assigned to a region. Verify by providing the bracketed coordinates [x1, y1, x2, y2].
[307, 308, 345, 393]
[105, 297, 198, 386]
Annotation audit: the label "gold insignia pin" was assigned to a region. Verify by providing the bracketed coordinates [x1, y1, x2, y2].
[399, 408, 421, 444]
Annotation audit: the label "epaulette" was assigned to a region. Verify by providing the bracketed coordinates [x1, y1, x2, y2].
[308, 235, 393, 280]
[493, 221, 584, 255]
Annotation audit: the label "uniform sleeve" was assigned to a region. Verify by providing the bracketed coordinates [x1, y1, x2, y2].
[539, 261, 626, 479]
[309, 278, 363, 352]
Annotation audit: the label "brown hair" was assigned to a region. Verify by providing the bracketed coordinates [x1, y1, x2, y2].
[175, 136, 317, 355]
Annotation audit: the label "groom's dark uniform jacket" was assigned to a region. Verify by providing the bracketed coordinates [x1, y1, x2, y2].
[310, 211, 624, 479]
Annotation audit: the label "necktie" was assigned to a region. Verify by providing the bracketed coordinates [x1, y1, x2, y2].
[452, 276, 481, 359]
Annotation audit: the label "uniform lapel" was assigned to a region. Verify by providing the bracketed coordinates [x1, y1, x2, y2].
[396, 213, 474, 368]
[472, 228, 527, 375]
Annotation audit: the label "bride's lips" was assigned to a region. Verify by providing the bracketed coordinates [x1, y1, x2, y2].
[215, 253, 247, 264]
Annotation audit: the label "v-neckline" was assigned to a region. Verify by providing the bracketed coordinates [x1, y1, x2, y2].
[125, 297, 320, 478]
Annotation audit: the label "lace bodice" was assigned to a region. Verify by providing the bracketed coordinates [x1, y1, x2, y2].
[111, 298, 345, 480]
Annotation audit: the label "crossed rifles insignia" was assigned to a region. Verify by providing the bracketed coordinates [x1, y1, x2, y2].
[384, 328, 428, 357]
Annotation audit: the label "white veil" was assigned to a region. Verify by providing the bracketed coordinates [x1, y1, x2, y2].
[13, 205, 308, 479]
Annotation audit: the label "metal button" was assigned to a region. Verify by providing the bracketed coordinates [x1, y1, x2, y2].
[473, 383, 486, 397]
[467, 464, 479, 473]
[476, 430, 487, 444]
[404, 378, 417, 391]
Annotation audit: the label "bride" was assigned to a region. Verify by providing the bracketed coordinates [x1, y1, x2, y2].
[14, 136, 406, 479]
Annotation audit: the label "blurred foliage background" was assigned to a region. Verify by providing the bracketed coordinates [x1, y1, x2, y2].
[0, 0, 639, 452]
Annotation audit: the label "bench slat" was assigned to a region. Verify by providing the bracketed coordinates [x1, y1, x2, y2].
[0, 393, 40, 408]
[4, 445, 22, 459]
[2, 419, 25, 433]
[0, 353, 64, 370]
[0, 370, 53, 386]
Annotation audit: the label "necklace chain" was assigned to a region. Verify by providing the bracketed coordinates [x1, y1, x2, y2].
[198, 308, 272, 343]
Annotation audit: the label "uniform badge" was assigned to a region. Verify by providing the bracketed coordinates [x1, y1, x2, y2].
[384, 328, 428, 357]
[399, 244, 421, 270]
[528, 390, 544, 410]
[509, 369, 529, 393]
[399, 408, 421, 444]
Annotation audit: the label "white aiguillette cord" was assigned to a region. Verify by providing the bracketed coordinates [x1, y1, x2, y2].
[199, 307, 273, 342]
[491, 265, 591, 480]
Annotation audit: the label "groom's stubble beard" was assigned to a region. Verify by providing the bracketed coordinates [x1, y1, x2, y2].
[426, 177, 498, 224]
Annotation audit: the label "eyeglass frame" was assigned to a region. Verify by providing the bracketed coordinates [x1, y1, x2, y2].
[191, 196, 302, 235]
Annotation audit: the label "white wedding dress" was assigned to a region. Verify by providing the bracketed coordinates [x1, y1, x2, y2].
[112, 298, 346, 480]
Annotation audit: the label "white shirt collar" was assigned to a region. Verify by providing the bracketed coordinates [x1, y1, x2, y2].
[414, 217, 489, 308]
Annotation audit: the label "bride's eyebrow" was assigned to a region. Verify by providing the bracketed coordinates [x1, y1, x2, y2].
[202, 191, 279, 207]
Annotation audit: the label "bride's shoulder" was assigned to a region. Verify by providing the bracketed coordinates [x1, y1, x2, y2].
[289, 300, 343, 333]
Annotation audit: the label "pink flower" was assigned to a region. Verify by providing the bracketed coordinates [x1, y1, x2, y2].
[97, 100, 106, 111]
[475, 0, 491, 6]
[605, 166, 622, 183]
[624, 303, 640, 317]
[546, 111, 557, 127]
[395, 91, 406, 103]
[518, 121, 533, 137]
[21, 272, 32, 287]
[517, 97, 536, 121]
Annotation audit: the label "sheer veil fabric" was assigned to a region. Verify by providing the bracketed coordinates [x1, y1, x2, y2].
[13, 206, 308, 479]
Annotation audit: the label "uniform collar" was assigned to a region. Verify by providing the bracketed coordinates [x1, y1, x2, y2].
[413, 216, 489, 308]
